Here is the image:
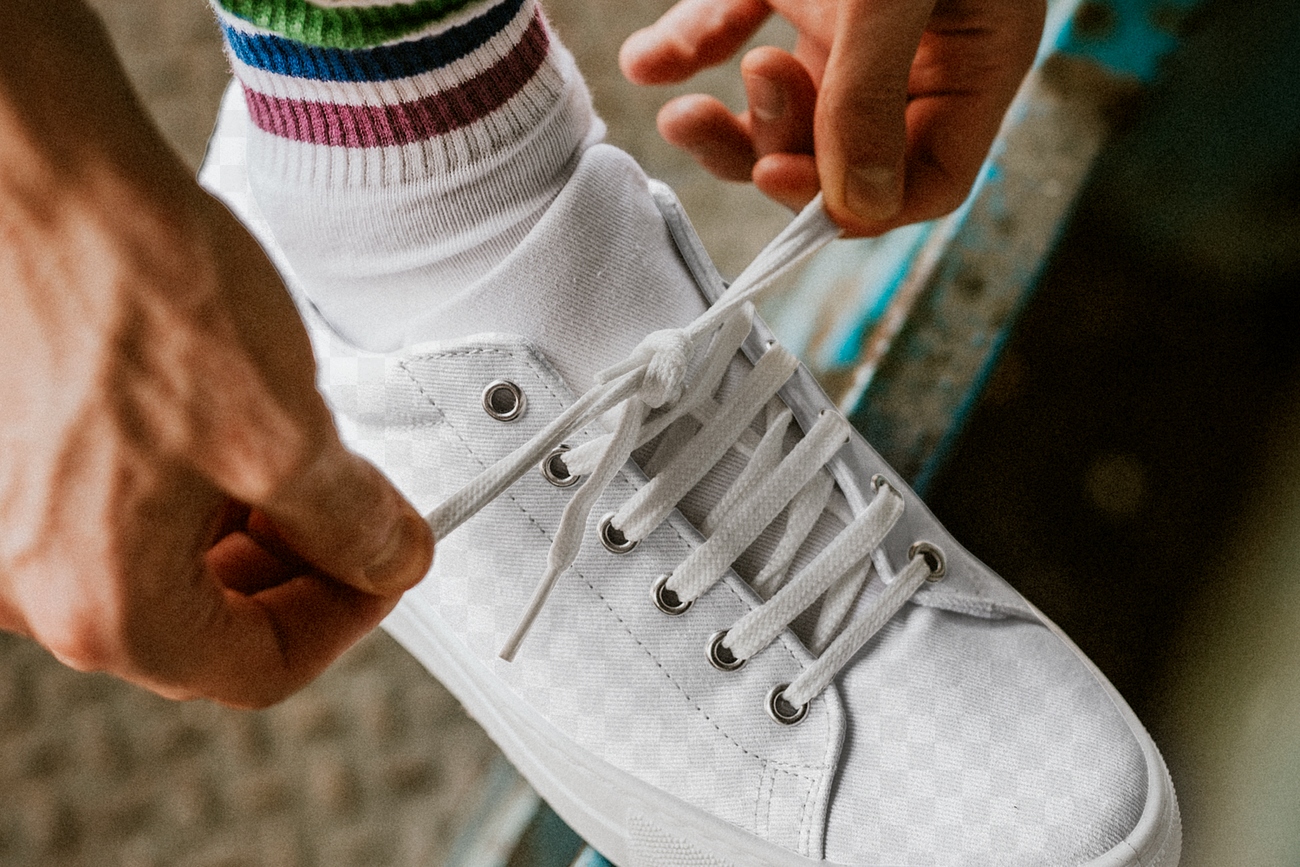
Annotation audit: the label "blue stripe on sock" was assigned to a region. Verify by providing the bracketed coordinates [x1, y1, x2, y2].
[221, 0, 524, 82]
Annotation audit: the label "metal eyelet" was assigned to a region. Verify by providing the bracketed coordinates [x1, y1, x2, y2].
[540, 446, 579, 487]
[706, 630, 745, 672]
[766, 684, 808, 726]
[482, 380, 525, 422]
[909, 541, 947, 581]
[598, 513, 637, 554]
[651, 573, 692, 615]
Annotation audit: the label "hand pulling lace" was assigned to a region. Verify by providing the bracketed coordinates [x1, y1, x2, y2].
[426, 195, 944, 713]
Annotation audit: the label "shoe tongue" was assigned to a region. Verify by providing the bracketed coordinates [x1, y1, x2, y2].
[414, 144, 707, 391]
[436, 143, 851, 648]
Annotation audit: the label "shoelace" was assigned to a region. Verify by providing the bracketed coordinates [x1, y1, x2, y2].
[427, 195, 942, 717]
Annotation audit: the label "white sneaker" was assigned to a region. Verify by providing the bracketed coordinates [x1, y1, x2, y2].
[202, 96, 1181, 867]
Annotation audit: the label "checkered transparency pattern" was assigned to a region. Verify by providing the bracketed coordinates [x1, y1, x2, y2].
[825, 605, 1149, 866]
[311, 323, 1158, 865]
[326, 334, 843, 858]
[200, 78, 1170, 867]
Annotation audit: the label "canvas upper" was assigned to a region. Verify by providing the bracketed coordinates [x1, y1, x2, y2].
[200, 103, 1181, 867]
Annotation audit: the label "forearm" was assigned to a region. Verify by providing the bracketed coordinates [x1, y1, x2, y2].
[0, 0, 431, 706]
[0, 0, 201, 236]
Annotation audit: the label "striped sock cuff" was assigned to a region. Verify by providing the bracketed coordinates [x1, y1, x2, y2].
[212, 0, 594, 184]
[221, 0, 525, 82]
[217, 0, 481, 49]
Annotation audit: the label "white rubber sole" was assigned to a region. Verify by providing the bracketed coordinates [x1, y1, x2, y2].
[384, 597, 1181, 867]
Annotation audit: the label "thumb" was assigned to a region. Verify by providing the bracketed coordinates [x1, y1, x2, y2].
[254, 436, 434, 596]
[817, 0, 935, 233]
[189, 202, 435, 598]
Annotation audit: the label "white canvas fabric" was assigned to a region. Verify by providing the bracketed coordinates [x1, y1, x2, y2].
[199, 96, 1182, 867]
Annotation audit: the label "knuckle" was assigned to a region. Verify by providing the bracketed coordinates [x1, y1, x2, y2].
[228, 426, 319, 505]
[40, 617, 121, 673]
[233, 681, 300, 711]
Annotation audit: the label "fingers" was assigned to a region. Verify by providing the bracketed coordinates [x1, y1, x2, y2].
[620, 0, 772, 85]
[658, 46, 820, 199]
[142, 484, 399, 707]
[142, 530, 399, 708]
[254, 439, 434, 597]
[19, 459, 402, 707]
[186, 342, 432, 598]
[887, 89, 1010, 227]
[743, 46, 820, 210]
[658, 94, 755, 181]
[888, 1, 1045, 225]
[753, 152, 821, 211]
[743, 46, 816, 158]
[623, 0, 1045, 234]
[816, 0, 937, 233]
[185, 204, 434, 598]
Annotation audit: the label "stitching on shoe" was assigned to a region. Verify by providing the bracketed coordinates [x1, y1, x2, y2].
[912, 592, 1026, 622]
[567, 563, 827, 776]
[767, 764, 814, 856]
[754, 760, 773, 840]
[398, 346, 834, 777]
[795, 770, 813, 856]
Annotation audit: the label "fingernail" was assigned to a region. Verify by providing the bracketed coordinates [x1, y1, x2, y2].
[845, 165, 902, 223]
[746, 74, 786, 122]
[362, 507, 434, 594]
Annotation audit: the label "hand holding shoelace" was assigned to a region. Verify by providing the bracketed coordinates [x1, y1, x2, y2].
[0, 0, 433, 708]
[619, 0, 1046, 236]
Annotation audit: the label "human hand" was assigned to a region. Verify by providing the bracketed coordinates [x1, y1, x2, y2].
[620, 0, 1045, 235]
[0, 0, 433, 708]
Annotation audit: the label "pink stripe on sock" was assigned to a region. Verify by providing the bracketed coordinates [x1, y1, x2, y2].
[242, 10, 549, 147]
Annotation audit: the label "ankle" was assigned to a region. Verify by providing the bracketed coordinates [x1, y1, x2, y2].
[210, 0, 602, 350]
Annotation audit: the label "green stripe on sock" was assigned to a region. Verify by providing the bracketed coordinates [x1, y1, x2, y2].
[217, 0, 481, 49]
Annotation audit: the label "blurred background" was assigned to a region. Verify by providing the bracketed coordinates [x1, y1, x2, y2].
[2, 0, 1298, 864]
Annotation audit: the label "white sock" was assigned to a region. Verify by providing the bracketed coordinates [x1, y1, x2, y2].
[211, 0, 603, 351]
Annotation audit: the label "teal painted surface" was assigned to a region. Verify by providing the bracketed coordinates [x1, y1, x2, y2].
[505, 802, 585, 867]
[475, 0, 1223, 861]
[569, 848, 614, 867]
[761, 223, 929, 375]
[766, 0, 1213, 487]
[776, 0, 1203, 390]
[1056, 0, 1199, 82]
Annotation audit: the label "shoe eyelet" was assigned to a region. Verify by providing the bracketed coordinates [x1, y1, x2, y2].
[766, 684, 808, 726]
[598, 513, 637, 554]
[871, 473, 892, 493]
[540, 446, 579, 487]
[706, 630, 745, 672]
[482, 380, 525, 422]
[909, 541, 947, 581]
[651, 573, 692, 615]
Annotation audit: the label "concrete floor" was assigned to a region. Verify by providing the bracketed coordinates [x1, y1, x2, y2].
[3, 0, 1300, 865]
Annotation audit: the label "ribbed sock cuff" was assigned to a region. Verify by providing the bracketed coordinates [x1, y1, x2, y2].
[208, 0, 603, 351]
[212, 0, 597, 187]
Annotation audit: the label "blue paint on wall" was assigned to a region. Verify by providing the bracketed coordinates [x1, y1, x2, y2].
[1057, 0, 1199, 81]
